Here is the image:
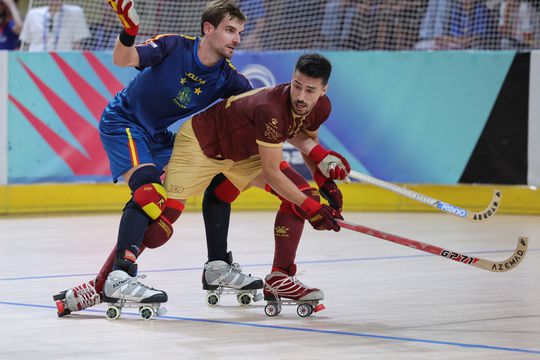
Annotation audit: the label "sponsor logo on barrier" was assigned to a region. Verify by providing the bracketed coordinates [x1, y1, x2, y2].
[437, 202, 467, 217]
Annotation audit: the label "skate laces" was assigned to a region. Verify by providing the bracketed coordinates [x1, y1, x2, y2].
[268, 271, 309, 298]
[129, 274, 158, 289]
[115, 274, 158, 300]
[230, 262, 242, 273]
[74, 283, 100, 308]
[291, 271, 308, 288]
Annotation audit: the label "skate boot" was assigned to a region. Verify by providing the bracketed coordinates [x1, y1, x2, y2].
[53, 279, 102, 317]
[203, 251, 264, 306]
[102, 270, 167, 320]
[263, 265, 325, 317]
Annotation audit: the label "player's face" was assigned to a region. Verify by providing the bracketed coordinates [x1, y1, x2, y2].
[290, 71, 328, 116]
[205, 15, 244, 59]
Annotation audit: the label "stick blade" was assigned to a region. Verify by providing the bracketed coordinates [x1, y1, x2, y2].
[466, 189, 502, 222]
[474, 236, 528, 272]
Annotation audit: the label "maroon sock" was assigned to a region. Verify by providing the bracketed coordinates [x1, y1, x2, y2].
[272, 203, 305, 272]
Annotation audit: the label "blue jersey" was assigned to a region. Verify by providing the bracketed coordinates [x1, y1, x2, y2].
[0, 20, 21, 50]
[105, 34, 252, 138]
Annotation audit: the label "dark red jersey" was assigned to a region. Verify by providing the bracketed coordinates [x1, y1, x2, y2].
[192, 84, 331, 161]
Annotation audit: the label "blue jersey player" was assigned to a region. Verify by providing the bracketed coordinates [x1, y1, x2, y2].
[53, 0, 259, 317]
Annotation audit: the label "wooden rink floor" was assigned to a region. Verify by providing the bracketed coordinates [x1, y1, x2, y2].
[0, 211, 539, 359]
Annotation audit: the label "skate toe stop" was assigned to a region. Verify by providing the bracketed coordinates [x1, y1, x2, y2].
[313, 303, 325, 312]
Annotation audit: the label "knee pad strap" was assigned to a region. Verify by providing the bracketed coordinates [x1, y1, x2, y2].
[133, 183, 167, 220]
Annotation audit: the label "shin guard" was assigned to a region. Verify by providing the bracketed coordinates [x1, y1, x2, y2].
[143, 199, 184, 249]
[203, 174, 240, 261]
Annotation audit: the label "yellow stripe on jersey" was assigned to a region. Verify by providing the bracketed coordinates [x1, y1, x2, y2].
[226, 59, 237, 70]
[256, 140, 283, 148]
[140, 33, 179, 45]
[126, 128, 139, 166]
[180, 34, 196, 40]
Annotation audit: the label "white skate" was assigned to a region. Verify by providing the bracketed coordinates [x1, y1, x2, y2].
[103, 270, 167, 320]
[202, 252, 263, 306]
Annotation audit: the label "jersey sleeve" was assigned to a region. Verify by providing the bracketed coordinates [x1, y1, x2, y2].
[135, 34, 179, 70]
[306, 96, 332, 132]
[254, 104, 286, 147]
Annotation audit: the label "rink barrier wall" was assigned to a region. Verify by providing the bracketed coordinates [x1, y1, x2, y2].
[3, 50, 539, 186]
[0, 183, 538, 216]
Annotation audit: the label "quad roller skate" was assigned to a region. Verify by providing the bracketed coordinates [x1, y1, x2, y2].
[103, 270, 167, 321]
[203, 252, 264, 306]
[53, 279, 102, 317]
[263, 266, 325, 317]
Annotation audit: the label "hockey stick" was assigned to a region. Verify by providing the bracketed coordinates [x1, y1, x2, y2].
[347, 170, 501, 222]
[337, 219, 528, 272]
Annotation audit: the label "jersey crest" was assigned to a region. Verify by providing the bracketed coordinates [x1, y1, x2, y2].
[173, 87, 192, 109]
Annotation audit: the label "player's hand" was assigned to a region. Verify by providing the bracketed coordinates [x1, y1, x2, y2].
[308, 144, 350, 180]
[314, 170, 343, 213]
[300, 197, 340, 232]
[107, 0, 140, 36]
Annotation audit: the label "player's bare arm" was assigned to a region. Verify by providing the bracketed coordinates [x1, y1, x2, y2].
[109, 0, 140, 67]
[289, 129, 320, 175]
[258, 144, 308, 207]
[113, 40, 140, 67]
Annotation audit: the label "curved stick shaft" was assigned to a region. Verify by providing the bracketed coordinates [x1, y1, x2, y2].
[348, 170, 501, 222]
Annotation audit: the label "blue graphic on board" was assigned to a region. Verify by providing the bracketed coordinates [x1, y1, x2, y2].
[6, 50, 515, 184]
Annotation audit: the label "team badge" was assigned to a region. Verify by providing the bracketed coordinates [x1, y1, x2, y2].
[173, 87, 192, 109]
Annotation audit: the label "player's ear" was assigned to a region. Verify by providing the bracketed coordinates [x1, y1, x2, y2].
[202, 21, 215, 37]
[321, 84, 328, 97]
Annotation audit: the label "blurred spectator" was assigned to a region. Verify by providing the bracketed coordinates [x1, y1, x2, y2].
[0, 0, 22, 50]
[82, 1, 120, 51]
[415, 0, 453, 49]
[19, 0, 90, 51]
[239, 0, 266, 50]
[499, 0, 538, 49]
[375, 0, 425, 50]
[435, 0, 492, 49]
[320, 0, 372, 49]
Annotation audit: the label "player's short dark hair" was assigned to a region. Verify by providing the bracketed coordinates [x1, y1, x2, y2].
[295, 53, 332, 85]
[201, 0, 246, 36]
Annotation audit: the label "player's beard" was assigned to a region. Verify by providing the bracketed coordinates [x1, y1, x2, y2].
[221, 45, 236, 59]
[293, 100, 309, 115]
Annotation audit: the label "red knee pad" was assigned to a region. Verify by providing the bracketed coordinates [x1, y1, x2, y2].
[133, 183, 167, 220]
[142, 199, 184, 249]
[214, 178, 240, 203]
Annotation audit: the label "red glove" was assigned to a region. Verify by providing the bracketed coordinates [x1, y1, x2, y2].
[314, 170, 343, 212]
[300, 197, 341, 232]
[108, 0, 140, 36]
[308, 144, 350, 180]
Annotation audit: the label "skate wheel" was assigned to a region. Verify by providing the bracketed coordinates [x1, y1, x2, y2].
[106, 306, 121, 320]
[206, 292, 220, 306]
[264, 303, 281, 317]
[313, 303, 325, 313]
[237, 293, 253, 306]
[297, 303, 313, 317]
[139, 306, 154, 320]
